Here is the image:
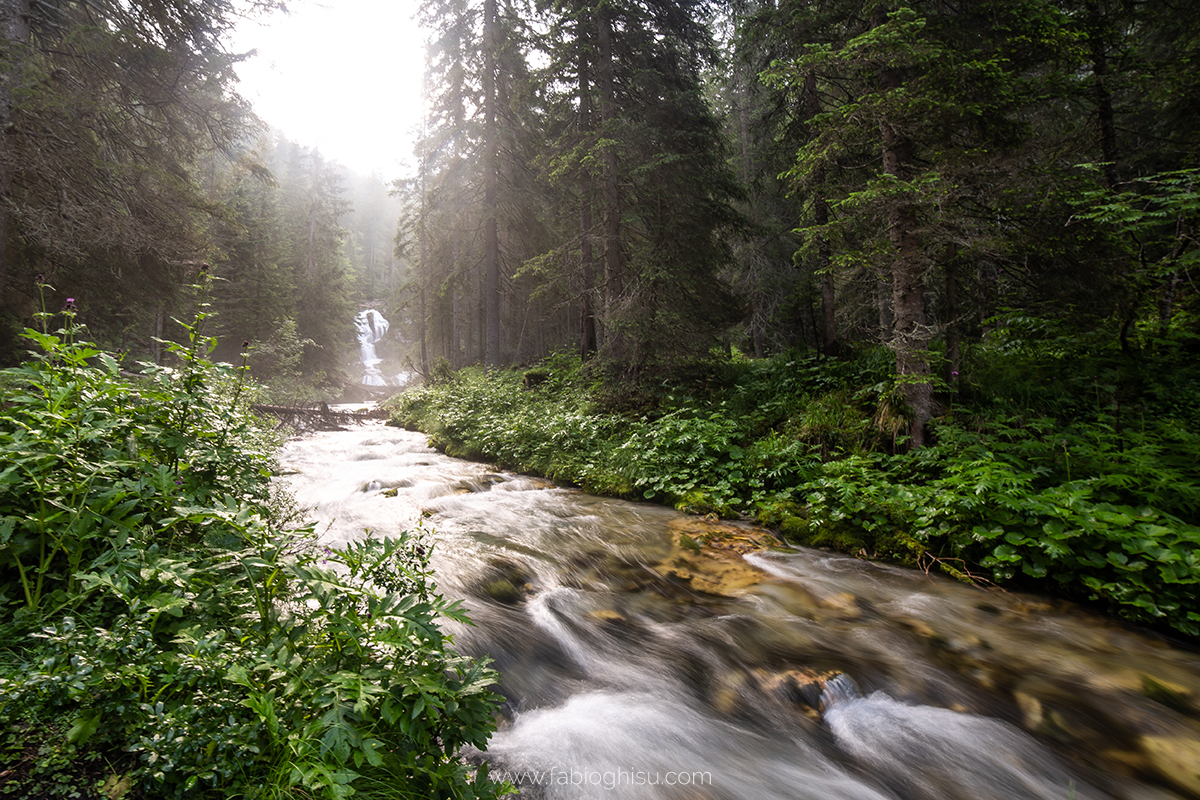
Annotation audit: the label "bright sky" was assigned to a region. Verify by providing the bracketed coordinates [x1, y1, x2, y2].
[230, 0, 428, 178]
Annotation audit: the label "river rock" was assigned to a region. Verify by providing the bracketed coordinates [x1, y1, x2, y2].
[666, 517, 779, 556]
[1012, 689, 1077, 742]
[586, 608, 627, 624]
[1141, 733, 1200, 796]
[650, 519, 781, 597]
[1141, 675, 1199, 716]
[451, 473, 508, 493]
[476, 559, 536, 604]
[818, 591, 862, 619]
[749, 667, 839, 718]
[709, 669, 750, 715]
[745, 582, 821, 619]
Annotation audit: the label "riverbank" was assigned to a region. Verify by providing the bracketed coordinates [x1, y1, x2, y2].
[384, 346, 1200, 640]
[275, 421, 1200, 800]
[0, 291, 509, 799]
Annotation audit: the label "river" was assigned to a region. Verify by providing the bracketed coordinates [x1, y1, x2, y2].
[278, 421, 1200, 800]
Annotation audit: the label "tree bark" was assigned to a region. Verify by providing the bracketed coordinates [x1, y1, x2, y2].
[880, 66, 932, 447]
[597, 9, 622, 316]
[306, 152, 320, 282]
[1085, 1, 1118, 189]
[878, 275, 894, 343]
[944, 245, 960, 390]
[578, 13, 598, 360]
[418, 143, 429, 376]
[452, 240, 464, 368]
[483, 0, 500, 369]
[0, 0, 31, 292]
[804, 70, 837, 358]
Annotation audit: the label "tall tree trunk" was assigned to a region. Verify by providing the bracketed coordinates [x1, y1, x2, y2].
[944, 245, 960, 390]
[597, 9, 622, 317]
[367, 225, 377, 298]
[578, 14, 598, 359]
[804, 71, 838, 358]
[452, 247, 464, 368]
[483, 0, 500, 369]
[0, 0, 30, 293]
[580, 196, 598, 358]
[418, 147, 429, 376]
[154, 306, 165, 365]
[306, 154, 321, 281]
[477, 259, 486, 363]
[1158, 212, 1187, 337]
[1085, 1, 1118, 189]
[877, 274, 894, 343]
[880, 66, 932, 447]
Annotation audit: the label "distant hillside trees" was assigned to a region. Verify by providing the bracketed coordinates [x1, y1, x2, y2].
[0, 0, 274, 356]
[0, 1, 403, 394]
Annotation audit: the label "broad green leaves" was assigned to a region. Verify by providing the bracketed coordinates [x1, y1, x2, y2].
[0, 290, 510, 799]
[392, 344, 1200, 638]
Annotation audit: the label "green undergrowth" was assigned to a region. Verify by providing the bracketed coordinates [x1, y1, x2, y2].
[387, 337, 1200, 639]
[0, 280, 510, 799]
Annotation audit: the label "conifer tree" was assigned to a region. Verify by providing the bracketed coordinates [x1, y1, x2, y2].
[0, 0, 279, 349]
[761, 1, 1078, 445]
[535, 0, 744, 376]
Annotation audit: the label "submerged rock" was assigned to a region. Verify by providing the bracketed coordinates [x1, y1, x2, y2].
[474, 558, 537, 605]
[649, 518, 780, 597]
[1141, 733, 1200, 797]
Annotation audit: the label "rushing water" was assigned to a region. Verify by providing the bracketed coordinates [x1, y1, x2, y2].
[278, 422, 1200, 800]
[353, 309, 389, 386]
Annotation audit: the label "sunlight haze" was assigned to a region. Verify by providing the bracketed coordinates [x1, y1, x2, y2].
[231, 0, 427, 178]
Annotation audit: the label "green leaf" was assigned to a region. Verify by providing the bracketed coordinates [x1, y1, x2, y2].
[67, 709, 102, 746]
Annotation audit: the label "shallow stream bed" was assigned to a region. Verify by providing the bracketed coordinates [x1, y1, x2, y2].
[278, 422, 1200, 800]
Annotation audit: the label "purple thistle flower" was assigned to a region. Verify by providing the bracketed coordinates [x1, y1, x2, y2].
[35, 273, 44, 283]
[64, 297, 76, 310]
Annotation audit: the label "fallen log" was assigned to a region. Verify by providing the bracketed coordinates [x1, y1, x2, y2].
[250, 402, 387, 432]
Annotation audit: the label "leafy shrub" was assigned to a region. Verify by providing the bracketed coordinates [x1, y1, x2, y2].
[0, 279, 510, 799]
[2, 530, 508, 799]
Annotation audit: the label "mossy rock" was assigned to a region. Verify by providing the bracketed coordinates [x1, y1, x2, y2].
[676, 490, 734, 518]
[522, 368, 551, 389]
[482, 579, 524, 604]
[475, 559, 535, 605]
[777, 514, 810, 540]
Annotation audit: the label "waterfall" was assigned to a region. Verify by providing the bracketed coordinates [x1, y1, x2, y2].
[354, 309, 389, 386]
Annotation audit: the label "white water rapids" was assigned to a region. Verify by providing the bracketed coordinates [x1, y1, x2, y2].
[278, 422, 1200, 800]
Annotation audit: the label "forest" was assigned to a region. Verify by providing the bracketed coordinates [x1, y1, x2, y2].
[0, 0, 1196, 613]
[0, 0, 1193, 414]
[1, 0, 1199, 797]
[0, 0, 1196, 626]
[0, 0, 401, 395]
